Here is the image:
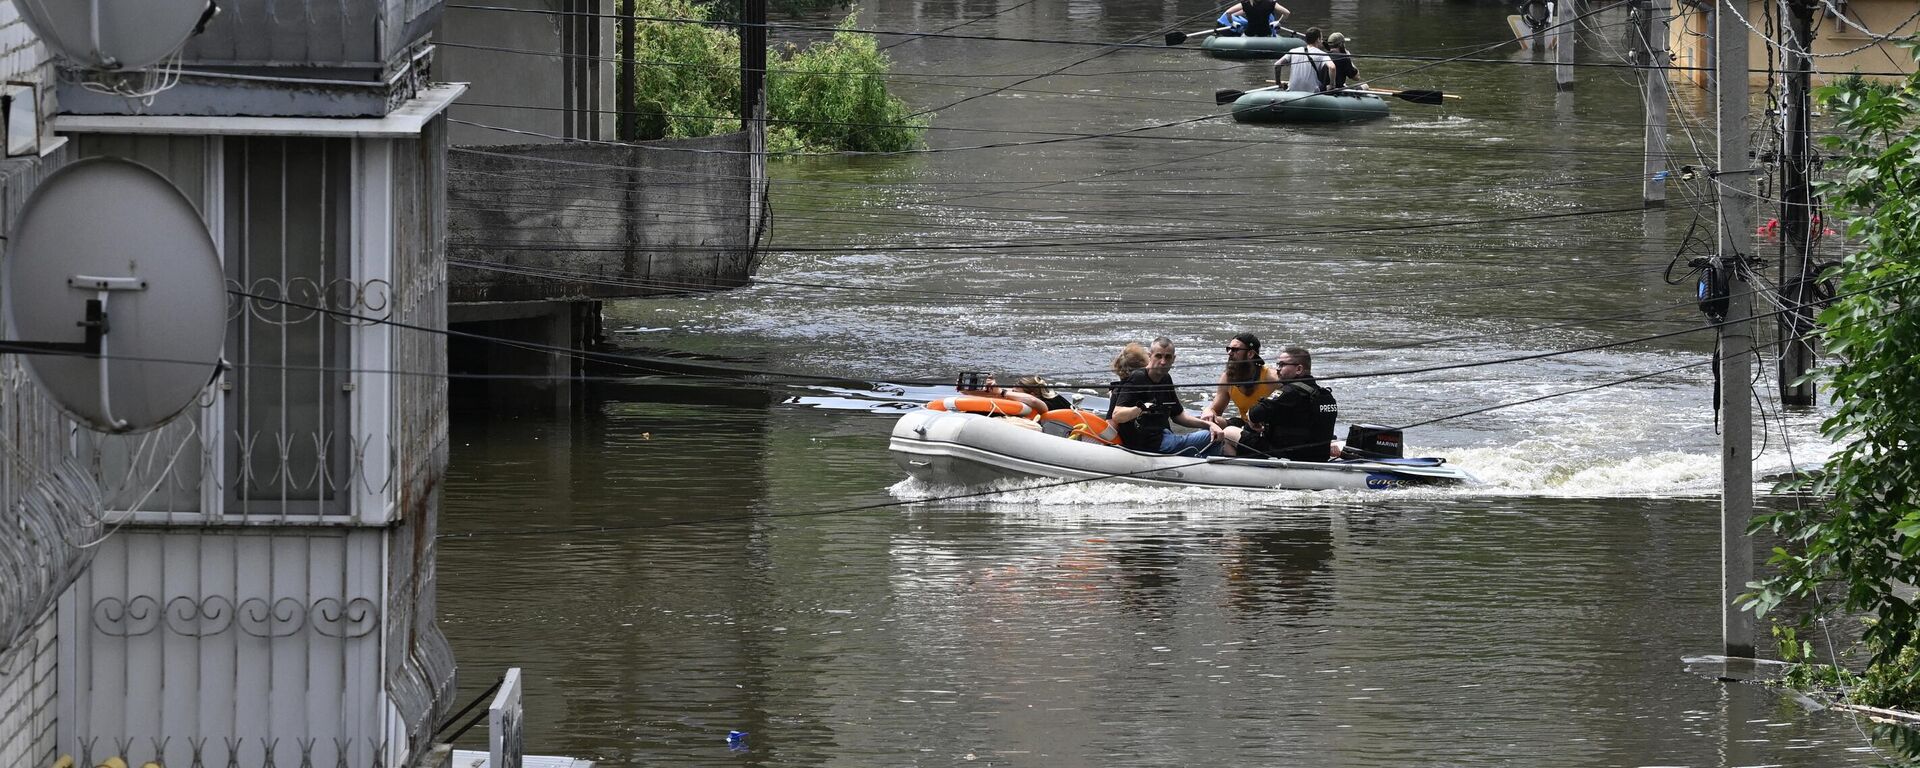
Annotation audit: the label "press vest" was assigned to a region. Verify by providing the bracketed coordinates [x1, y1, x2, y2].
[1249, 378, 1338, 461]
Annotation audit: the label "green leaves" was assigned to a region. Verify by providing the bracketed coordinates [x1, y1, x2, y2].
[625, 5, 927, 153]
[764, 14, 929, 153]
[1749, 47, 1920, 712]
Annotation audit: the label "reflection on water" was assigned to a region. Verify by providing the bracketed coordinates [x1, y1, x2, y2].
[441, 387, 1872, 766]
[438, 0, 1870, 763]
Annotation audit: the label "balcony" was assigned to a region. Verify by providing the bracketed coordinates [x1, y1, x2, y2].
[59, 0, 442, 117]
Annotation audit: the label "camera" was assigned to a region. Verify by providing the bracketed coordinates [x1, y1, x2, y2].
[956, 371, 989, 391]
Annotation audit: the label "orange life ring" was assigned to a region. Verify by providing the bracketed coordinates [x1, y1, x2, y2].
[1037, 409, 1120, 445]
[926, 396, 1036, 418]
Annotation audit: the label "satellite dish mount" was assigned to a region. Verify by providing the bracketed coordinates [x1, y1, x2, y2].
[0, 276, 150, 430]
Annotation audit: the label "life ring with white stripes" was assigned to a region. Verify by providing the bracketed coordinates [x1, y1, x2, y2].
[1037, 409, 1121, 445]
[926, 396, 1037, 418]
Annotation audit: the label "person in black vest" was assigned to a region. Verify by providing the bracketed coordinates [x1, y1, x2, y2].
[1245, 346, 1339, 461]
[1108, 337, 1225, 455]
[1325, 32, 1360, 90]
[1223, 0, 1291, 37]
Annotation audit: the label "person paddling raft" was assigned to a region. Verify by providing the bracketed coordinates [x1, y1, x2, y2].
[1325, 32, 1360, 90]
[1276, 27, 1335, 93]
[1219, 0, 1292, 37]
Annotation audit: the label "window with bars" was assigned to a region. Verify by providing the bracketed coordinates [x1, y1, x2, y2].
[223, 137, 353, 517]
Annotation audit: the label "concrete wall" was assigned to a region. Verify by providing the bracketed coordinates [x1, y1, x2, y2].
[435, 0, 616, 145]
[0, 3, 66, 764]
[1668, 0, 1920, 89]
[447, 131, 767, 303]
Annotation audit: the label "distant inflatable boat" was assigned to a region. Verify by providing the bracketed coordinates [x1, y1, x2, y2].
[1201, 34, 1306, 59]
[889, 409, 1478, 491]
[1231, 89, 1391, 124]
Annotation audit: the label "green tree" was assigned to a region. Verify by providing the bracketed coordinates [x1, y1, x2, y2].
[626, 3, 926, 153]
[1744, 45, 1920, 709]
[765, 16, 929, 154]
[630, 0, 740, 140]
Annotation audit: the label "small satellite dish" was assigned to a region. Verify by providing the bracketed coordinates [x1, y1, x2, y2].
[16, 0, 214, 71]
[4, 157, 225, 434]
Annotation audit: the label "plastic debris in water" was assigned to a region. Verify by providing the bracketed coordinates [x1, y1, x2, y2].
[727, 731, 749, 752]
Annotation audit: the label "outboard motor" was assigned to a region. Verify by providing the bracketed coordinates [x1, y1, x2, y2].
[1341, 424, 1404, 460]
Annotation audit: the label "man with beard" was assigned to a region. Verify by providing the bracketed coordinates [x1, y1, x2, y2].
[1108, 337, 1226, 456]
[1245, 346, 1340, 461]
[1200, 332, 1282, 432]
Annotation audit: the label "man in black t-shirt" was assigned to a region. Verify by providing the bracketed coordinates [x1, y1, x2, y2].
[1107, 337, 1225, 455]
[1326, 32, 1360, 90]
[1245, 346, 1339, 461]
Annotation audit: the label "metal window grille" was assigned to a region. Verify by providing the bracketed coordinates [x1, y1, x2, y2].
[224, 137, 353, 517]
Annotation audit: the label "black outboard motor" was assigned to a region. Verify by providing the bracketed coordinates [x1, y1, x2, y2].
[1341, 424, 1404, 460]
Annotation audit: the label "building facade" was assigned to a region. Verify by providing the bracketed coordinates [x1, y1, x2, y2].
[2, 2, 466, 766]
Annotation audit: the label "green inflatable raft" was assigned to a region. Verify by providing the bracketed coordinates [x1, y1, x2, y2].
[1200, 35, 1306, 59]
[1229, 90, 1391, 124]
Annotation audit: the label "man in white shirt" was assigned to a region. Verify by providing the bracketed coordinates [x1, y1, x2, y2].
[1276, 27, 1334, 93]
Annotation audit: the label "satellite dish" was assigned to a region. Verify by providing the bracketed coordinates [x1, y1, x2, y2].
[4, 157, 225, 434]
[15, 0, 214, 71]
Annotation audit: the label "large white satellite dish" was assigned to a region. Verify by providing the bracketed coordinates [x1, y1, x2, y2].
[3, 157, 225, 434]
[15, 0, 214, 71]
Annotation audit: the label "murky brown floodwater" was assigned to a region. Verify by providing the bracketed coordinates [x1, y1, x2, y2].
[438, 0, 1870, 764]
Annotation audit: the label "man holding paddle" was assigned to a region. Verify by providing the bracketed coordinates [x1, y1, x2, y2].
[1221, 0, 1291, 37]
[1276, 27, 1335, 93]
[1325, 32, 1360, 90]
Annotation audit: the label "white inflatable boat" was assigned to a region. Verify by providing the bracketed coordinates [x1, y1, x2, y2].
[889, 409, 1479, 491]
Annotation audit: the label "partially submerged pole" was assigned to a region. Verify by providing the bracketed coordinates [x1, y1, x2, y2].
[1642, 0, 1670, 206]
[1778, 0, 1818, 406]
[1555, 0, 1575, 90]
[1714, 0, 1756, 660]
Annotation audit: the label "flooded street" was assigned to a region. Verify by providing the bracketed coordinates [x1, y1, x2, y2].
[437, 0, 1870, 763]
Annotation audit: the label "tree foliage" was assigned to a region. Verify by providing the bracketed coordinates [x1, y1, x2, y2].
[765, 17, 929, 154]
[1744, 45, 1920, 709]
[626, 3, 926, 154]
[630, 0, 740, 141]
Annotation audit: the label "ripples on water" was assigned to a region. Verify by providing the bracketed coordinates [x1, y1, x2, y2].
[437, 0, 1871, 762]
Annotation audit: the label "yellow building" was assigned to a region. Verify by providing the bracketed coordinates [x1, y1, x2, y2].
[1667, 0, 1919, 88]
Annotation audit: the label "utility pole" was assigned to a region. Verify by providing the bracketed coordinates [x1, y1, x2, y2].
[1642, 0, 1670, 206]
[740, 0, 767, 127]
[617, 0, 636, 140]
[1555, 0, 1575, 90]
[1714, 0, 1756, 660]
[1778, 0, 1818, 406]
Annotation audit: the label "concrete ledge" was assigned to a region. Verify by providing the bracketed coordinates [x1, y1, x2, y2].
[55, 83, 466, 136]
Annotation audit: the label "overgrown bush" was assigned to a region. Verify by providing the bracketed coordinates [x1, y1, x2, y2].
[630, 0, 740, 140]
[626, 4, 927, 153]
[765, 16, 929, 154]
[1745, 45, 1920, 714]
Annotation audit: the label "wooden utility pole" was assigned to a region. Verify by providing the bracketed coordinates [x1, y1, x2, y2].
[740, 0, 767, 127]
[1642, 0, 1670, 206]
[1778, 0, 1818, 406]
[1714, 0, 1756, 660]
[1555, 0, 1575, 90]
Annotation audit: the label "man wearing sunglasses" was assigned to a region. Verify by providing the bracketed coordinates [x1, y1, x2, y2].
[1200, 332, 1283, 432]
[1245, 346, 1340, 461]
[1107, 337, 1226, 456]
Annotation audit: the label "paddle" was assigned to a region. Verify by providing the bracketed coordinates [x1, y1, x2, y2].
[1216, 84, 1457, 106]
[1165, 26, 1229, 46]
[1354, 87, 1457, 105]
[1214, 84, 1281, 104]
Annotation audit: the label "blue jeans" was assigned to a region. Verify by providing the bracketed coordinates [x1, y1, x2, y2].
[1157, 429, 1219, 457]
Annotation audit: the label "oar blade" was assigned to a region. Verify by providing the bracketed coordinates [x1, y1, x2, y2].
[1214, 88, 1247, 105]
[1165, 30, 1188, 46]
[1392, 89, 1446, 105]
